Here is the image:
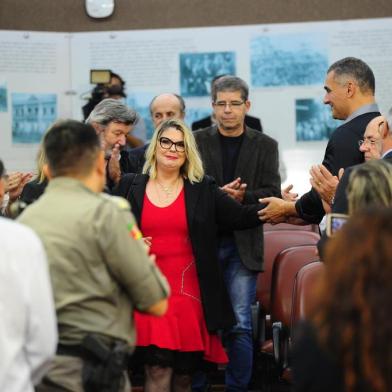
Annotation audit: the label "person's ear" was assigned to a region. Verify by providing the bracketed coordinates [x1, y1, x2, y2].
[245, 100, 251, 113]
[346, 81, 356, 98]
[43, 163, 53, 180]
[379, 119, 388, 139]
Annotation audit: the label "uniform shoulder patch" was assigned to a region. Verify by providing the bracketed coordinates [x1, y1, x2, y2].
[101, 194, 130, 211]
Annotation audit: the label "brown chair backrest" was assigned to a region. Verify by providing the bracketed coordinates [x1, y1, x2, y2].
[264, 222, 319, 233]
[291, 261, 325, 328]
[257, 230, 320, 313]
[270, 245, 319, 326]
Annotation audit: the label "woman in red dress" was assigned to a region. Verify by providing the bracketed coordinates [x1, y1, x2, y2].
[116, 119, 262, 391]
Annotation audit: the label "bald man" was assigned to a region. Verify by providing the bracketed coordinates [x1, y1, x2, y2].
[124, 93, 186, 174]
[332, 111, 392, 214]
[304, 115, 385, 213]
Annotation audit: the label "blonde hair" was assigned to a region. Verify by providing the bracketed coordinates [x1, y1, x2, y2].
[143, 119, 204, 183]
[36, 146, 47, 183]
[348, 160, 392, 215]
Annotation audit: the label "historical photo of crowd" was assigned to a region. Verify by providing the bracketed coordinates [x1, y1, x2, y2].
[250, 33, 328, 87]
[295, 98, 342, 141]
[179, 51, 236, 97]
[127, 92, 154, 141]
[185, 107, 211, 128]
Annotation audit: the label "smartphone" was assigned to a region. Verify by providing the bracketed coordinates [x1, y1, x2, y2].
[326, 213, 349, 237]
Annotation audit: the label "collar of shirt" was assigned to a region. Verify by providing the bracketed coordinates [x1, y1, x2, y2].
[342, 103, 379, 125]
[381, 148, 392, 159]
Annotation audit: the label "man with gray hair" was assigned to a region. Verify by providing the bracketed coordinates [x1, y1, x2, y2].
[86, 98, 138, 188]
[194, 75, 281, 392]
[260, 57, 381, 225]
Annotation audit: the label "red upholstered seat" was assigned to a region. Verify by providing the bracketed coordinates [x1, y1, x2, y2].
[257, 230, 320, 314]
[291, 261, 325, 327]
[270, 245, 319, 326]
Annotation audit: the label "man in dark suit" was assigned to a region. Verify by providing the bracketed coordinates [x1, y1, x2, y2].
[194, 75, 281, 392]
[333, 108, 392, 214]
[259, 57, 380, 225]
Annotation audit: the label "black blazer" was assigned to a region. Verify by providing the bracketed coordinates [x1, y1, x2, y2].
[295, 111, 381, 224]
[20, 178, 48, 205]
[192, 114, 263, 133]
[114, 174, 262, 332]
[194, 126, 281, 271]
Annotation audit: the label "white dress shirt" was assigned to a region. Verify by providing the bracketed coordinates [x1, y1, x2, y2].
[0, 218, 57, 392]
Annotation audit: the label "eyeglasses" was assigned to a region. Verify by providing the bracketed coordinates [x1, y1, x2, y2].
[213, 101, 245, 109]
[159, 136, 185, 152]
[358, 139, 379, 147]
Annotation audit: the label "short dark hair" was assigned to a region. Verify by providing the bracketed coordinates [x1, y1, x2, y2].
[328, 57, 375, 95]
[110, 71, 125, 87]
[44, 120, 101, 177]
[212, 75, 249, 102]
[149, 93, 186, 114]
[0, 159, 4, 178]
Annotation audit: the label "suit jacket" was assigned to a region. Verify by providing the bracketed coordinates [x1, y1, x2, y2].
[296, 111, 381, 224]
[192, 114, 263, 133]
[332, 150, 392, 214]
[114, 174, 262, 332]
[194, 125, 281, 271]
[122, 144, 148, 174]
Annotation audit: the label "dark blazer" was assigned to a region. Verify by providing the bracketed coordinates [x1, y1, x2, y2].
[114, 173, 262, 332]
[122, 144, 149, 174]
[194, 126, 281, 271]
[295, 111, 381, 224]
[332, 150, 392, 214]
[192, 114, 263, 133]
[20, 178, 48, 205]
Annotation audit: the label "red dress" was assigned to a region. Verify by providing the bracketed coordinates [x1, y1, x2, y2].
[135, 188, 227, 364]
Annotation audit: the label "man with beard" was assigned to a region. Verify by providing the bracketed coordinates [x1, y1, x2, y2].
[86, 98, 138, 190]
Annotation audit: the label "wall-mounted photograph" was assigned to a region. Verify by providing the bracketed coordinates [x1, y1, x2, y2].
[180, 52, 236, 97]
[12, 93, 57, 144]
[251, 33, 328, 87]
[0, 84, 7, 112]
[185, 107, 212, 129]
[295, 98, 341, 141]
[127, 92, 154, 141]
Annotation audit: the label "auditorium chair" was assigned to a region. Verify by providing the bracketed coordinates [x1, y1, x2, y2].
[263, 222, 319, 233]
[259, 246, 319, 373]
[291, 261, 325, 327]
[251, 233, 320, 388]
[257, 230, 320, 319]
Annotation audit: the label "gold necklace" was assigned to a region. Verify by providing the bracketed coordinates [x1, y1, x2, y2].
[155, 178, 179, 199]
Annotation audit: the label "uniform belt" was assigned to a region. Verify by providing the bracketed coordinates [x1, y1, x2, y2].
[57, 344, 88, 358]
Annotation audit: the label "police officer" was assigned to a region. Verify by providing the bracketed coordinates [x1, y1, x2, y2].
[19, 120, 170, 392]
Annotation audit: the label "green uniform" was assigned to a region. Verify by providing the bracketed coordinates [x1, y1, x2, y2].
[19, 177, 169, 346]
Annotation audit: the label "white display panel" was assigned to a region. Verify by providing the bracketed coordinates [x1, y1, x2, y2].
[1, 18, 391, 194]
